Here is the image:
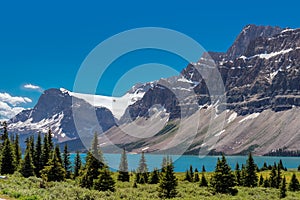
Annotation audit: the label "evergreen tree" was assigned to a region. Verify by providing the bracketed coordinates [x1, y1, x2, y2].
[243, 152, 258, 187]
[199, 172, 208, 187]
[136, 151, 148, 184]
[20, 140, 35, 178]
[54, 145, 62, 164]
[62, 144, 71, 179]
[279, 176, 287, 199]
[34, 132, 43, 177]
[0, 121, 8, 142]
[261, 162, 268, 171]
[298, 165, 300, 171]
[269, 165, 277, 188]
[41, 133, 50, 169]
[278, 159, 285, 171]
[194, 168, 199, 182]
[289, 173, 300, 192]
[210, 155, 237, 195]
[189, 165, 194, 182]
[263, 177, 270, 188]
[40, 152, 66, 182]
[149, 168, 160, 184]
[79, 133, 104, 188]
[184, 169, 191, 182]
[94, 166, 115, 192]
[0, 139, 15, 174]
[73, 151, 82, 179]
[202, 165, 206, 172]
[235, 163, 241, 186]
[47, 129, 54, 151]
[158, 162, 178, 199]
[240, 164, 246, 186]
[259, 174, 264, 186]
[276, 164, 282, 189]
[29, 136, 35, 161]
[117, 148, 129, 182]
[13, 134, 22, 168]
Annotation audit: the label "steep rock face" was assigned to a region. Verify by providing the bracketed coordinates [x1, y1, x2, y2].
[9, 89, 116, 141]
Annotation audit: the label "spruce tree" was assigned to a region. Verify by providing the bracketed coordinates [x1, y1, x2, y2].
[210, 155, 237, 195]
[269, 165, 277, 188]
[244, 152, 258, 187]
[29, 136, 35, 161]
[261, 162, 268, 171]
[279, 176, 287, 199]
[34, 132, 43, 177]
[54, 145, 62, 164]
[189, 165, 194, 182]
[149, 168, 160, 184]
[240, 164, 246, 186]
[47, 129, 54, 151]
[79, 133, 104, 188]
[136, 151, 148, 184]
[199, 172, 208, 187]
[235, 163, 241, 186]
[63, 144, 72, 179]
[263, 177, 270, 188]
[40, 152, 66, 182]
[184, 169, 191, 182]
[41, 133, 50, 169]
[259, 174, 264, 186]
[289, 173, 300, 192]
[117, 148, 129, 182]
[158, 162, 178, 199]
[276, 164, 282, 189]
[94, 166, 115, 192]
[20, 140, 35, 178]
[0, 121, 8, 142]
[298, 165, 300, 171]
[194, 168, 199, 182]
[202, 165, 206, 172]
[0, 139, 15, 174]
[73, 151, 82, 179]
[13, 134, 22, 168]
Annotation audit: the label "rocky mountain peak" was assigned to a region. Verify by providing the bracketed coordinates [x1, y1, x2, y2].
[226, 24, 283, 60]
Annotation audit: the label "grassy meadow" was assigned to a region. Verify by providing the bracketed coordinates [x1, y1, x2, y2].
[0, 171, 300, 200]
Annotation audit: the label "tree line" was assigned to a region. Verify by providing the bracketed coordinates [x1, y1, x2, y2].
[1, 122, 300, 199]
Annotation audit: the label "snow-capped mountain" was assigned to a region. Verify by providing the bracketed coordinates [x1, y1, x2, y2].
[7, 24, 300, 154]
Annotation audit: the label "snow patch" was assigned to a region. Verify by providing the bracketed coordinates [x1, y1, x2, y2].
[239, 113, 260, 123]
[227, 112, 237, 124]
[257, 48, 293, 60]
[215, 129, 225, 137]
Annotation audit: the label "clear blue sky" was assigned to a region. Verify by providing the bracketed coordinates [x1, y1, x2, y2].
[0, 0, 299, 119]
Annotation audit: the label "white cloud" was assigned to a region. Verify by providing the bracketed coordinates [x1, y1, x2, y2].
[0, 92, 32, 120]
[24, 84, 43, 92]
[0, 93, 32, 106]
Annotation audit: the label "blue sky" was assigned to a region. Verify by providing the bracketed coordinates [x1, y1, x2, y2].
[0, 0, 300, 119]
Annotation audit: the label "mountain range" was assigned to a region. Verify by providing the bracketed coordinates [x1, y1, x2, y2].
[7, 24, 300, 155]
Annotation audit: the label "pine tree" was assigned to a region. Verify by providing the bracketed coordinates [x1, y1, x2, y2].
[0, 121, 8, 142]
[41, 133, 50, 169]
[34, 132, 43, 177]
[261, 162, 268, 171]
[202, 165, 206, 172]
[29, 136, 35, 161]
[79, 133, 104, 188]
[276, 164, 282, 189]
[13, 134, 22, 168]
[289, 173, 300, 192]
[149, 168, 160, 184]
[117, 148, 129, 182]
[263, 177, 270, 188]
[20, 140, 35, 178]
[269, 165, 277, 188]
[94, 166, 115, 192]
[0, 139, 15, 174]
[158, 162, 178, 199]
[235, 163, 241, 186]
[54, 145, 62, 164]
[199, 172, 208, 187]
[184, 170, 191, 182]
[240, 164, 246, 186]
[73, 151, 82, 179]
[279, 176, 287, 199]
[47, 129, 54, 151]
[189, 165, 194, 182]
[210, 155, 237, 195]
[136, 151, 148, 184]
[40, 152, 66, 182]
[243, 152, 258, 187]
[278, 159, 285, 171]
[259, 174, 264, 186]
[298, 165, 300, 171]
[194, 168, 199, 182]
[63, 144, 72, 179]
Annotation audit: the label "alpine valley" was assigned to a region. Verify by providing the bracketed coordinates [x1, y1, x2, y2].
[7, 25, 300, 156]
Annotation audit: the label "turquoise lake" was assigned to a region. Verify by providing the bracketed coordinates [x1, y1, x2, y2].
[70, 154, 300, 172]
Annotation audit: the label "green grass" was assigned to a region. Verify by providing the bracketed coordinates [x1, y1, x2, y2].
[0, 172, 299, 200]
